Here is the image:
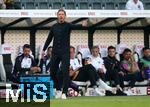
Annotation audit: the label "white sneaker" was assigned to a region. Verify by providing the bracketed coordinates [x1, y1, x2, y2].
[123, 90, 131, 96]
[111, 88, 117, 94]
[95, 88, 105, 96]
[55, 90, 62, 99]
[61, 93, 67, 99]
[123, 89, 134, 96]
[117, 86, 123, 92]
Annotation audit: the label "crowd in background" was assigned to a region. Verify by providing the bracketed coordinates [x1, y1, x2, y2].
[0, 0, 145, 10]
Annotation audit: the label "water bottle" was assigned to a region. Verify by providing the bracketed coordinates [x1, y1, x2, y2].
[42, 64, 46, 74]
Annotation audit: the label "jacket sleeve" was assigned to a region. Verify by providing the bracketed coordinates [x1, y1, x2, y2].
[31, 57, 37, 67]
[39, 58, 44, 71]
[43, 28, 54, 51]
[70, 23, 82, 29]
[13, 57, 30, 76]
[103, 58, 113, 72]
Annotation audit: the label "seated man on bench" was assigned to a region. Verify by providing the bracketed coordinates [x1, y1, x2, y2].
[69, 46, 117, 96]
[12, 44, 40, 82]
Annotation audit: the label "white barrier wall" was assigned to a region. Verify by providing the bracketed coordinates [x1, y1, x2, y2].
[1, 10, 150, 18]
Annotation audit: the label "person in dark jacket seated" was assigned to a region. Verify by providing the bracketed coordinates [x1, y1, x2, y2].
[12, 44, 40, 82]
[139, 47, 150, 85]
[103, 46, 123, 91]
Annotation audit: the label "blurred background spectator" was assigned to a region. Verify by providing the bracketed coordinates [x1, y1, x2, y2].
[126, 0, 144, 10]
[0, 0, 6, 9]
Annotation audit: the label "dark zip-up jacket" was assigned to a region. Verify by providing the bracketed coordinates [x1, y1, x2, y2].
[13, 54, 36, 76]
[43, 22, 82, 54]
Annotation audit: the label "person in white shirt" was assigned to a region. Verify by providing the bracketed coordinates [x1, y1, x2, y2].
[12, 44, 41, 82]
[88, 46, 106, 80]
[0, 0, 6, 9]
[69, 46, 117, 96]
[126, 0, 144, 10]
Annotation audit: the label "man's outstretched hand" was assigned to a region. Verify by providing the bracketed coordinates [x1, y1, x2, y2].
[82, 19, 89, 27]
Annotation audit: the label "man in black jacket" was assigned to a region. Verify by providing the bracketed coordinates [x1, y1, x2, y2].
[42, 9, 87, 99]
[103, 46, 122, 91]
[139, 47, 150, 85]
[13, 44, 40, 82]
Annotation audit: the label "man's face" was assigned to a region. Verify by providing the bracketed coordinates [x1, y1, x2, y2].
[143, 49, 150, 57]
[123, 52, 132, 60]
[133, 0, 138, 4]
[91, 48, 99, 57]
[57, 11, 66, 23]
[108, 49, 116, 57]
[23, 48, 30, 57]
[70, 48, 75, 59]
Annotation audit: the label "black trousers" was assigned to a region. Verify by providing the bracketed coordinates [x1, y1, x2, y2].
[50, 52, 70, 94]
[105, 70, 120, 86]
[119, 73, 137, 88]
[74, 64, 99, 87]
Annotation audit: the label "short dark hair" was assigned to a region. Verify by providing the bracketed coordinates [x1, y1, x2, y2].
[23, 44, 30, 50]
[91, 46, 99, 50]
[57, 9, 66, 16]
[108, 46, 116, 51]
[123, 48, 132, 54]
[142, 47, 150, 52]
[70, 46, 75, 51]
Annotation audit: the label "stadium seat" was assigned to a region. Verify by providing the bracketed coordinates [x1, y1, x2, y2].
[76, 0, 90, 9]
[63, 0, 77, 9]
[76, 45, 91, 66]
[20, 0, 36, 9]
[77, 45, 91, 59]
[98, 44, 108, 58]
[14, 0, 21, 9]
[90, 0, 103, 9]
[48, 0, 63, 9]
[35, 0, 49, 9]
[133, 44, 144, 59]
[103, 0, 116, 10]
[143, 0, 150, 10]
[3, 54, 13, 81]
[25, 2, 35, 9]
[115, 43, 128, 61]
[0, 44, 13, 82]
[115, 0, 127, 10]
[0, 55, 6, 82]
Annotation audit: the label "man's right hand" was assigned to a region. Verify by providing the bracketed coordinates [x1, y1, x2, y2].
[69, 69, 75, 77]
[41, 51, 45, 59]
[98, 68, 104, 73]
[30, 67, 40, 72]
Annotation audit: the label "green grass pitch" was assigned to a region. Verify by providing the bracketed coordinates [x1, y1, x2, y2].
[1, 96, 150, 107]
[51, 96, 150, 107]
